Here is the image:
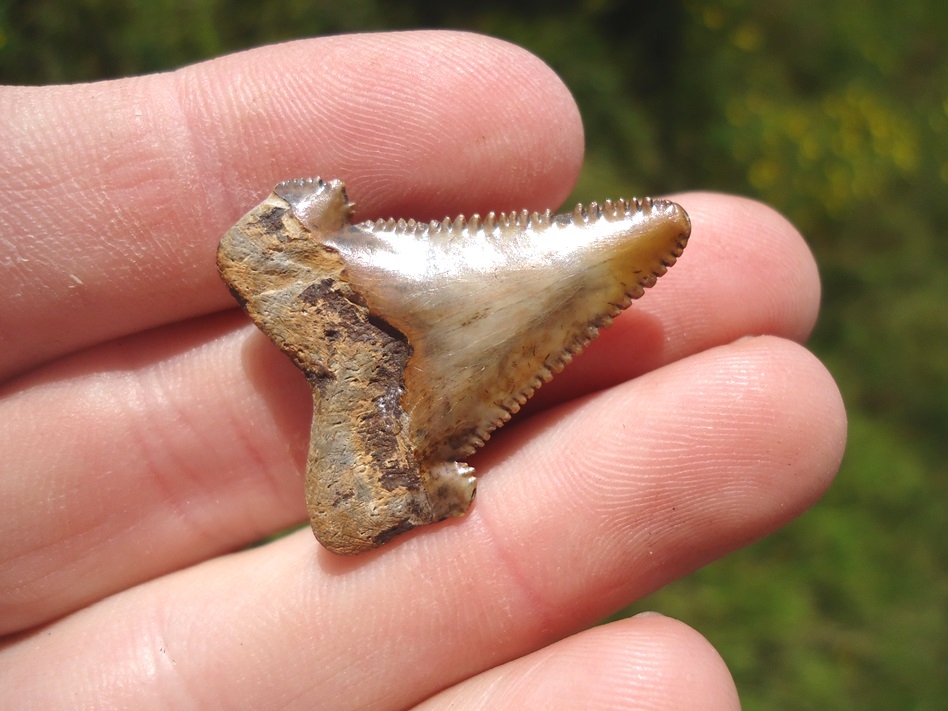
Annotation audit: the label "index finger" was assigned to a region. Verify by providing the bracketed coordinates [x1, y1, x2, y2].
[0, 31, 584, 380]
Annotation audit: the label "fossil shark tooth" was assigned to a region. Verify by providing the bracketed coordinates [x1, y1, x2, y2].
[218, 177, 690, 555]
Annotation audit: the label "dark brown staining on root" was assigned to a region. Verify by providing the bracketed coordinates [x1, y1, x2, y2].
[368, 313, 410, 344]
[306, 364, 336, 393]
[372, 519, 416, 547]
[258, 206, 289, 236]
[299, 279, 338, 307]
[379, 467, 421, 492]
[295, 270, 425, 502]
[225, 283, 249, 311]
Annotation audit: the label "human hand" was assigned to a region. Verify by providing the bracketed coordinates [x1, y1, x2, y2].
[0, 32, 845, 709]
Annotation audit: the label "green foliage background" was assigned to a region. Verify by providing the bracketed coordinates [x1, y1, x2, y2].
[3, 1, 945, 708]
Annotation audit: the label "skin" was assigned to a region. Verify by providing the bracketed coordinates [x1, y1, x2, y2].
[0, 31, 846, 710]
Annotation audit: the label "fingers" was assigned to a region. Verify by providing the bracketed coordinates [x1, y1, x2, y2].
[473, 337, 845, 613]
[0, 336, 846, 710]
[0, 311, 310, 634]
[0, 31, 583, 379]
[414, 615, 739, 711]
[0, 191, 828, 633]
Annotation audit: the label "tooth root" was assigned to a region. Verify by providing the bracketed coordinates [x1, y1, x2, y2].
[218, 177, 690, 554]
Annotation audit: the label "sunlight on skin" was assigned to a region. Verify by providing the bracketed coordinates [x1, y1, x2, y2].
[0, 31, 845, 710]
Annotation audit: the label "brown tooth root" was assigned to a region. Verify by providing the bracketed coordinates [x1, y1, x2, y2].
[217, 177, 690, 555]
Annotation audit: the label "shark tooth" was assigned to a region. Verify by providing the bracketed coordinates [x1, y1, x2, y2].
[218, 177, 690, 555]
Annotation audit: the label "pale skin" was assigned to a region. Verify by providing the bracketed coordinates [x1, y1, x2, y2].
[0, 30, 846, 710]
